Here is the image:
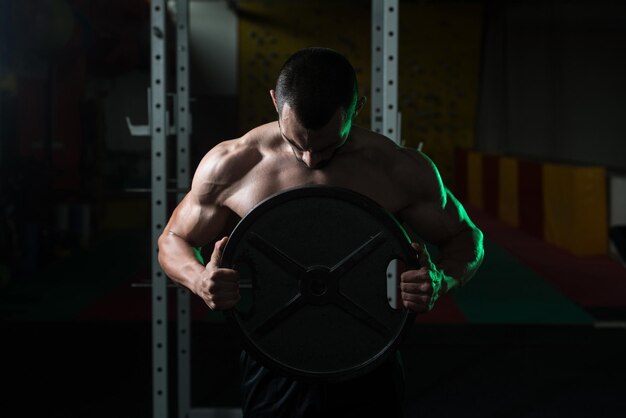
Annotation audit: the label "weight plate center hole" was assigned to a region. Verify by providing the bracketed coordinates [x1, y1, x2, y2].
[305, 267, 332, 297]
[310, 277, 328, 296]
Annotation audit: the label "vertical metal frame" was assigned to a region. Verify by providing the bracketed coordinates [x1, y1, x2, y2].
[372, 0, 400, 308]
[150, 1, 169, 418]
[175, 1, 192, 417]
[371, 0, 384, 135]
[371, 0, 399, 144]
[382, 0, 399, 144]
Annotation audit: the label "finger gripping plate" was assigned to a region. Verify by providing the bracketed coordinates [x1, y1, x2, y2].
[220, 186, 416, 382]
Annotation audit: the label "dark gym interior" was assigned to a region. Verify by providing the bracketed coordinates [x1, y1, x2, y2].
[1, 1, 625, 417]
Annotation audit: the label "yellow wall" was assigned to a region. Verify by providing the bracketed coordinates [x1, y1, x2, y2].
[543, 164, 608, 256]
[399, 2, 483, 185]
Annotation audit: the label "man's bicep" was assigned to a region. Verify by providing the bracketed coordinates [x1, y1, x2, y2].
[165, 193, 234, 248]
[401, 188, 472, 246]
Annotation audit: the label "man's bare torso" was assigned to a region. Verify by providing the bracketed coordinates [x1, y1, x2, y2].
[216, 123, 422, 221]
[172, 120, 445, 250]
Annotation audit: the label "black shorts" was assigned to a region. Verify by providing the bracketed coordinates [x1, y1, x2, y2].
[239, 350, 405, 417]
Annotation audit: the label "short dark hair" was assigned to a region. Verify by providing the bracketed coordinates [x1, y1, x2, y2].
[275, 47, 358, 130]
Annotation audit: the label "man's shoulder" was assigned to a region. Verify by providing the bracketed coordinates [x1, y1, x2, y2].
[353, 127, 445, 201]
[352, 126, 434, 174]
[196, 139, 254, 181]
[197, 123, 278, 180]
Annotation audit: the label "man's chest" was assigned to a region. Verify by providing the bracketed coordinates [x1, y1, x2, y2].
[225, 156, 409, 218]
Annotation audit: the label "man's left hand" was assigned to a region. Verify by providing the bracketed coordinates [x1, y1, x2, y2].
[400, 242, 443, 313]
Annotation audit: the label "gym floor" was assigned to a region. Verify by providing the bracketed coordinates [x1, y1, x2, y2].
[1, 208, 625, 418]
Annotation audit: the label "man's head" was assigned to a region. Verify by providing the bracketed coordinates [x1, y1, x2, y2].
[274, 47, 358, 129]
[271, 47, 365, 168]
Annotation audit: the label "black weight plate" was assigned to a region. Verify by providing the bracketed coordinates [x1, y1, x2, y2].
[220, 186, 417, 382]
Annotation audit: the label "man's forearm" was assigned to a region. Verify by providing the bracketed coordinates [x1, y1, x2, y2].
[158, 232, 206, 295]
[436, 227, 484, 292]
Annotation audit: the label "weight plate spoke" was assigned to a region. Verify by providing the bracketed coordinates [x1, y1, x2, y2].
[335, 292, 391, 337]
[329, 231, 385, 278]
[254, 293, 305, 338]
[247, 232, 307, 276]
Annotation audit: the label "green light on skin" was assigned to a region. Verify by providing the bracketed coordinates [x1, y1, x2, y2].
[194, 247, 205, 265]
[339, 118, 352, 143]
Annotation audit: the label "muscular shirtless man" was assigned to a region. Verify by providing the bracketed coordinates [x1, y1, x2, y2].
[158, 47, 484, 417]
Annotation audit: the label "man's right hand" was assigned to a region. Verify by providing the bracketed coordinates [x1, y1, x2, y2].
[195, 236, 240, 310]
